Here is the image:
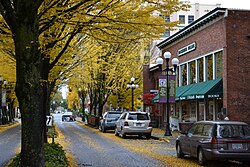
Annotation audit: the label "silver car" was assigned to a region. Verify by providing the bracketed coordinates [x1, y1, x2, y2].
[99, 111, 122, 133]
[176, 121, 250, 166]
[115, 111, 152, 139]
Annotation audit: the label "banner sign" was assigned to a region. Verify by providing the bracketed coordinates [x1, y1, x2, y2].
[159, 75, 176, 103]
[159, 75, 167, 103]
[169, 75, 176, 103]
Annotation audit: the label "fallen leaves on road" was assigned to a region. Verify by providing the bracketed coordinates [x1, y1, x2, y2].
[0, 121, 20, 133]
[77, 123, 199, 167]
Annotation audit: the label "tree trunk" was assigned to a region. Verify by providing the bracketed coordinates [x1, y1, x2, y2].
[14, 9, 45, 167]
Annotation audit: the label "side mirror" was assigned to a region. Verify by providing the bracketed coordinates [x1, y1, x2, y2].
[100, 116, 103, 120]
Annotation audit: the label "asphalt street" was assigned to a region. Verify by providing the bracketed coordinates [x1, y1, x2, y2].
[0, 124, 21, 167]
[54, 114, 166, 167]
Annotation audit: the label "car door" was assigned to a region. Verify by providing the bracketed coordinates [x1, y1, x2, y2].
[182, 124, 197, 154]
[117, 113, 126, 132]
[189, 124, 204, 157]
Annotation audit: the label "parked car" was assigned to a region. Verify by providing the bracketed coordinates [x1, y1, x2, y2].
[99, 111, 122, 132]
[115, 111, 152, 139]
[176, 121, 250, 166]
[62, 112, 75, 122]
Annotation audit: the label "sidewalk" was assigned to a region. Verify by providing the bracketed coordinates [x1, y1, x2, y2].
[151, 128, 180, 142]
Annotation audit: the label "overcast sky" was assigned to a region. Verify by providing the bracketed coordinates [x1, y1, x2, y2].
[189, 0, 250, 9]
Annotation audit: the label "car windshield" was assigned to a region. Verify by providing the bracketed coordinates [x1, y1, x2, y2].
[107, 113, 121, 118]
[127, 113, 149, 120]
[217, 124, 250, 138]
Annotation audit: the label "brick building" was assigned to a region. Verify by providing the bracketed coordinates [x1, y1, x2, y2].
[143, 8, 250, 129]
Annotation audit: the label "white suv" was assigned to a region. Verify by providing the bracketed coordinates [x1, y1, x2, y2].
[115, 111, 152, 139]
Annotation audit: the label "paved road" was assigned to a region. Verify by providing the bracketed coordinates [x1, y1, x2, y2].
[0, 124, 21, 167]
[54, 114, 166, 167]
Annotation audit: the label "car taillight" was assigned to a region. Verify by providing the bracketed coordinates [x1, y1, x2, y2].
[124, 121, 129, 126]
[211, 137, 218, 144]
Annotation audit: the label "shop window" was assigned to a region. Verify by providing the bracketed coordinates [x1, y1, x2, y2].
[206, 54, 213, 80]
[181, 64, 187, 86]
[198, 102, 205, 121]
[179, 15, 185, 24]
[207, 101, 214, 121]
[181, 103, 190, 122]
[189, 61, 196, 84]
[197, 58, 204, 82]
[190, 102, 196, 122]
[215, 51, 223, 79]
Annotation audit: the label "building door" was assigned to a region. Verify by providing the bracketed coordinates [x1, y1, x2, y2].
[198, 102, 205, 121]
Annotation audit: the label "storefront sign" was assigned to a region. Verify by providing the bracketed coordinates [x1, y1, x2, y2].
[178, 42, 196, 56]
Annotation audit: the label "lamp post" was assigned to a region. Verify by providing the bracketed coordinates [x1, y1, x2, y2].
[127, 77, 139, 111]
[156, 51, 179, 136]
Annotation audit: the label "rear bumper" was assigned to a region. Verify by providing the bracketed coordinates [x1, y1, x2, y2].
[123, 127, 152, 135]
[204, 149, 250, 161]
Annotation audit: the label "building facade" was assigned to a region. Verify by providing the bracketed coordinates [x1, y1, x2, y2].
[143, 8, 250, 129]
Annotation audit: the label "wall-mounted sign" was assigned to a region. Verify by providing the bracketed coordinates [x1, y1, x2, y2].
[178, 42, 196, 56]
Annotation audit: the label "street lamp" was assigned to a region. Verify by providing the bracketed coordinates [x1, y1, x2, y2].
[127, 77, 139, 111]
[156, 51, 179, 136]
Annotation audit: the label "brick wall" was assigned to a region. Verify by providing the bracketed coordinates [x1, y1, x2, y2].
[225, 10, 250, 124]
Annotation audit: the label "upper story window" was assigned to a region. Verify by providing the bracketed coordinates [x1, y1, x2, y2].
[181, 64, 187, 86]
[164, 15, 170, 22]
[189, 61, 196, 84]
[188, 15, 194, 24]
[215, 51, 223, 79]
[177, 50, 223, 87]
[206, 54, 213, 81]
[163, 30, 170, 38]
[179, 15, 185, 24]
[197, 58, 204, 82]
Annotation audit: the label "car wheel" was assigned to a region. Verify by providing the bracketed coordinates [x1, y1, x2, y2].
[145, 133, 151, 139]
[176, 142, 184, 158]
[115, 127, 119, 136]
[198, 147, 207, 166]
[99, 125, 102, 131]
[101, 125, 106, 133]
[120, 128, 126, 138]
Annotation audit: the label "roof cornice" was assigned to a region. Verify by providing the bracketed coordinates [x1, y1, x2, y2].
[157, 7, 227, 49]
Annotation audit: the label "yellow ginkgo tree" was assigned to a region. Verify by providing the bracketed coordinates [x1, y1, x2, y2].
[0, 0, 189, 165]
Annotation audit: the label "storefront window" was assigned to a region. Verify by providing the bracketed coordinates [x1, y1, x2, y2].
[189, 61, 196, 84]
[181, 64, 187, 86]
[190, 102, 196, 122]
[198, 102, 205, 121]
[181, 103, 190, 122]
[207, 101, 214, 120]
[197, 58, 203, 82]
[206, 54, 213, 80]
[215, 51, 222, 79]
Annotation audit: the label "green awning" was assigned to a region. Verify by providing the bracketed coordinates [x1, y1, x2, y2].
[180, 78, 223, 100]
[176, 84, 194, 100]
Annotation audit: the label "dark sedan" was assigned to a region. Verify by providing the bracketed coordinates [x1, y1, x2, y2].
[176, 121, 250, 166]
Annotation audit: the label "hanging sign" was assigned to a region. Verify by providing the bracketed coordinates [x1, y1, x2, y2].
[169, 75, 176, 103]
[159, 75, 176, 103]
[159, 75, 167, 103]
